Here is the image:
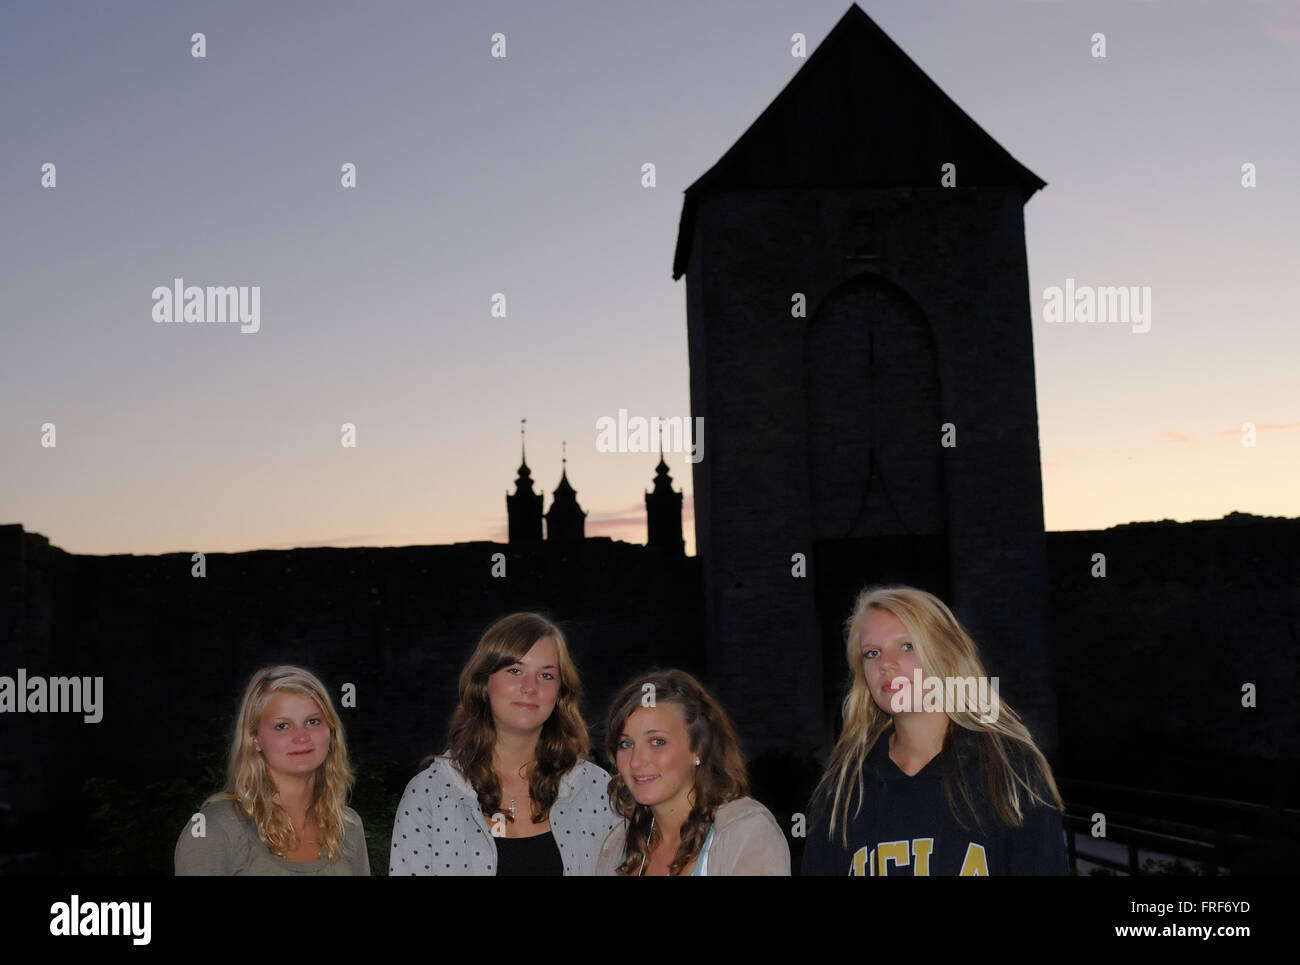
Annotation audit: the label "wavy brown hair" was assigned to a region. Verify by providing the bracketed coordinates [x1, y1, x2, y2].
[208, 665, 356, 861]
[443, 613, 588, 824]
[604, 669, 749, 876]
[811, 586, 1063, 847]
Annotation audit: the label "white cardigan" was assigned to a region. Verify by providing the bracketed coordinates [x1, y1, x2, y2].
[596, 796, 791, 876]
[390, 755, 619, 875]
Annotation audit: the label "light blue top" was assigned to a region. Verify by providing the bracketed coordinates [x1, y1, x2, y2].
[691, 824, 716, 877]
[598, 796, 791, 876]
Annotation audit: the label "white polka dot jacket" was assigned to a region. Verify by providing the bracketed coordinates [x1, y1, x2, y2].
[390, 755, 620, 875]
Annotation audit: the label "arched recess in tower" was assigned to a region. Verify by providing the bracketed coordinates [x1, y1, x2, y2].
[804, 271, 953, 734]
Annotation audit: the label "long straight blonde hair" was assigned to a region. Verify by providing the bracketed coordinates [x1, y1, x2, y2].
[812, 586, 1062, 846]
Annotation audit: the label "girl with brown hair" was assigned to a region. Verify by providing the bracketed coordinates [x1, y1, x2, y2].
[391, 612, 617, 875]
[597, 668, 789, 876]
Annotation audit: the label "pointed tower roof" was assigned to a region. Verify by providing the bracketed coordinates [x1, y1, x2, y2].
[645, 427, 684, 554]
[649, 425, 676, 495]
[673, 3, 1045, 278]
[507, 420, 544, 545]
[511, 460, 537, 494]
[545, 442, 587, 542]
[650, 455, 675, 494]
[549, 442, 582, 508]
[511, 418, 538, 495]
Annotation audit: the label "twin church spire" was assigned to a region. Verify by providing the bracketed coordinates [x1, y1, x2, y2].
[646, 438, 685, 555]
[544, 441, 586, 542]
[506, 420, 545, 544]
[506, 420, 682, 552]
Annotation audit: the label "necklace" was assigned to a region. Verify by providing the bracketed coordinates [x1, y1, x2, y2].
[503, 761, 532, 820]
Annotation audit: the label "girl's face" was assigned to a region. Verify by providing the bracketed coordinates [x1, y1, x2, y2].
[486, 636, 561, 737]
[861, 607, 925, 715]
[255, 691, 330, 785]
[616, 702, 696, 816]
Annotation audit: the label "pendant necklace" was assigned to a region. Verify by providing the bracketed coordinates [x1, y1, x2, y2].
[507, 761, 531, 820]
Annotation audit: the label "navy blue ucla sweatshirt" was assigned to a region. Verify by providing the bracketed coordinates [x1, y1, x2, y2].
[802, 728, 1068, 876]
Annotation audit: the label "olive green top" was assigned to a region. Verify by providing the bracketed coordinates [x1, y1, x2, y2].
[174, 800, 370, 876]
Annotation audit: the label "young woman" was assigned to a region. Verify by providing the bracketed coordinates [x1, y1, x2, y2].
[802, 585, 1068, 876]
[174, 665, 369, 875]
[390, 612, 617, 875]
[597, 669, 790, 876]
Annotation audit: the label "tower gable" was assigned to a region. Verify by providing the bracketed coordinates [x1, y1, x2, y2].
[673, 3, 1044, 279]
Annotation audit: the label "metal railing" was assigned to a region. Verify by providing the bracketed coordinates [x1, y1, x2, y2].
[1058, 777, 1300, 875]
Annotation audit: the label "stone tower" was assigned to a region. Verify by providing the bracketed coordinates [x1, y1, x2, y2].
[674, 4, 1056, 754]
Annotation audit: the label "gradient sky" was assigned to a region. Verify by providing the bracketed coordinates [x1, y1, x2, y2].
[3, 0, 1298, 557]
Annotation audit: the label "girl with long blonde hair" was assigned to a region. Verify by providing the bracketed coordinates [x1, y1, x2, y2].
[175, 665, 369, 875]
[803, 586, 1067, 875]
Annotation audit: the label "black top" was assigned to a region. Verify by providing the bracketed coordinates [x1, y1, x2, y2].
[495, 830, 564, 877]
[802, 728, 1068, 876]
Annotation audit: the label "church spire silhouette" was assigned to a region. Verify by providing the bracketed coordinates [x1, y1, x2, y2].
[507, 419, 543, 545]
[646, 426, 684, 555]
[545, 441, 586, 542]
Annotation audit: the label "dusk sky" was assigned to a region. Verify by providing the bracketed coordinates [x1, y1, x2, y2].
[3, 0, 1297, 557]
